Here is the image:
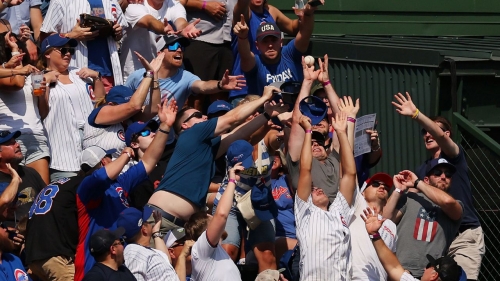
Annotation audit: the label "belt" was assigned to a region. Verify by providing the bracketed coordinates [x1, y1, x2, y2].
[146, 203, 186, 228]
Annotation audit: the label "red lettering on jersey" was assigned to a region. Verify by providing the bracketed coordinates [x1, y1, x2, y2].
[272, 186, 291, 200]
[383, 225, 395, 238]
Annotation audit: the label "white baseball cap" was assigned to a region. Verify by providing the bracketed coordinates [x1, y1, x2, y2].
[80, 146, 116, 170]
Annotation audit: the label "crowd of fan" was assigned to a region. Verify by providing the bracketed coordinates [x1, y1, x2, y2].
[0, 0, 486, 280]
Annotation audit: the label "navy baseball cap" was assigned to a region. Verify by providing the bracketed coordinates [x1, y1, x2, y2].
[251, 185, 276, 221]
[0, 130, 21, 145]
[125, 119, 159, 146]
[299, 96, 328, 125]
[40, 33, 77, 54]
[89, 227, 125, 257]
[226, 140, 254, 169]
[105, 86, 134, 105]
[117, 206, 154, 240]
[256, 22, 281, 42]
[425, 158, 456, 176]
[207, 100, 232, 116]
[426, 255, 467, 281]
[156, 34, 190, 51]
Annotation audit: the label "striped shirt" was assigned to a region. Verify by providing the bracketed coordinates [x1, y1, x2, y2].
[124, 244, 179, 281]
[213, 140, 273, 208]
[40, 0, 127, 85]
[295, 189, 357, 281]
[43, 68, 95, 171]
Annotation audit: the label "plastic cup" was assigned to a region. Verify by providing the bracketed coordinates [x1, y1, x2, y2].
[31, 71, 44, 96]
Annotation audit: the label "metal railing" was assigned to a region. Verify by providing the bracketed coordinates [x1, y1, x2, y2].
[453, 113, 500, 280]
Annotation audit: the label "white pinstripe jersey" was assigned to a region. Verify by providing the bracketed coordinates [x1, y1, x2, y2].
[43, 68, 96, 171]
[40, 0, 127, 85]
[294, 189, 357, 281]
[124, 244, 179, 281]
[83, 120, 126, 159]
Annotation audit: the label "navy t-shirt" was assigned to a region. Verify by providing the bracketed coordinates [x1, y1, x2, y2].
[156, 118, 221, 207]
[244, 39, 303, 96]
[416, 145, 480, 228]
[87, 0, 113, 76]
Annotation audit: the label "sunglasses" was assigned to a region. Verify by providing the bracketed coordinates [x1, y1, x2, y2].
[55, 47, 75, 55]
[112, 238, 126, 247]
[183, 111, 203, 123]
[167, 42, 184, 52]
[430, 169, 453, 178]
[421, 126, 447, 136]
[369, 181, 389, 190]
[138, 129, 152, 137]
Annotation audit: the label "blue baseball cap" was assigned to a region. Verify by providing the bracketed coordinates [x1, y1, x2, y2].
[0, 130, 21, 145]
[40, 33, 77, 54]
[117, 206, 154, 240]
[125, 119, 159, 146]
[207, 100, 232, 116]
[226, 140, 254, 169]
[299, 96, 327, 125]
[251, 185, 277, 221]
[105, 86, 134, 105]
[425, 158, 456, 176]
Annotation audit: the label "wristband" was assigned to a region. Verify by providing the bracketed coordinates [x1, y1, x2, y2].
[202, 0, 206, 10]
[369, 232, 381, 241]
[321, 80, 331, 87]
[263, 112, 272, 120]
[11, 51, 20, 56]
[413, 179, 421, 189]
[394, 188, 404, 194]
[152, 232, 163, 239]
[412, 109, 420, 119]
[347, 117, 356, 123]
[217, 80, 222, 90]
[305, 129, 312, 134]
[143, 70, 154, 78]
[228, 179, 237, 184]
[157, 128, 170, 134]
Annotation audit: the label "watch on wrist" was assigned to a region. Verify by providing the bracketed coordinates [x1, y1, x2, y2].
[369, 232, 381, 241]
[95, 72, 102, 81]
[152, 232, 163, 239]
[143, 70, 154, 78]
[413, 179, 421, 189]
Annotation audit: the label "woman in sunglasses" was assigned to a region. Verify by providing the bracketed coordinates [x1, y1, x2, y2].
[0, 31, 57, 184]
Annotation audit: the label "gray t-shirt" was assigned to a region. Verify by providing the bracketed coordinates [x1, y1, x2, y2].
[286, 151, 340, 202]
[395, 192, 463, 277]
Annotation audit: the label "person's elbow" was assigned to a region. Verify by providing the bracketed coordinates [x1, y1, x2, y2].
[127, 101, 144, 112]
[445, 201, 463, 221]
[214, 209, 229, 221]
[0, 197, 13, 208]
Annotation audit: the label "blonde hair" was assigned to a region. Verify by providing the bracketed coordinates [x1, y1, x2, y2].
[94, 97, 107, 108]
[237, 94, 260, 107]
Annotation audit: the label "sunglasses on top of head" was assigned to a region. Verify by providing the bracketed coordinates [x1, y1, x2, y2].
[166, 42, 184, 52]
[430, 169, 453, 178]
[183, 111, 203, 123]
[54, 47, 76, 55]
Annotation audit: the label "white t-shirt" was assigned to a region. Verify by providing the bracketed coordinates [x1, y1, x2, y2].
[121, 0, 186, 81]
[295, 189, 357, 281]
[0, 76, 44, 135]
[349, 191, 398, 281]
[400, 272, 419, 281]
[124, 243, 179, 281]
[191, 231, 241, 281]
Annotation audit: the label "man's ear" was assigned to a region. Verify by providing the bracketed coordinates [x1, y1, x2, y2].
[100, 158, 107, 167]
[423, 176, 430, 185]
[168, 248, 176, 259]
[130, 142, 139, 149]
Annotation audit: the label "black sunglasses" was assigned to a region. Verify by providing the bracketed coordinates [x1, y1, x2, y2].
[430, 169, 453, 178]
[421, 126, 447, 136]
[183, 111, 203, 123]
[369, 181, 389, 189]
[55, 47, 75, 55]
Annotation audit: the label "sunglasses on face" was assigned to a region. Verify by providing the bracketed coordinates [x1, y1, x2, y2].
[430, 169, 453, 178]
[370, 181, 389, 190]
[183, 111, 203, 123]
[112, 238, 125, 247]
[139, 129, 152, 137]
[167, 42, 184, 52]
[55, 47, 75, 55]
[421, 126, 447, 136]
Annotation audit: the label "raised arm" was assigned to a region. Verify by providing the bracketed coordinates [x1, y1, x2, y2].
[293, 1, 323, 53]
[400, 170, 463, 221]
[104, 148, 135, 180]
[288, 57, 320, 161]
[297, 115, 313, 201]
[135, 15, 173, 35]
[94, 53, 164, 125]
[332, 112, 357, 205]
[392, 92, 459, 157]
[337, 96, 359, 152]
[206, 164, 244, 245]
[232, 0, 251, 26]
[362, 208, 406, 281]
[0, 164, 22, 214]
[381, 175, 407, 223]
[268, 5, 299, 35]
[141, 99, 178, 174]
[191, 69, 246, 95]
[234, 14, 255, 72]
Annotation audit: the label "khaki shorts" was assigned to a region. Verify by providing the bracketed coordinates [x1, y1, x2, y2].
[29, 256, 74, 281]
[448, 226, 485, 280]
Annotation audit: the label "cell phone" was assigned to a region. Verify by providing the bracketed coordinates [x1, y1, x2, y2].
[307, 0, 322, 7]
[7, 229, 17, 240]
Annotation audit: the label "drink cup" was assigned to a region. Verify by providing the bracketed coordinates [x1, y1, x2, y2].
[31, 71, 44, 96]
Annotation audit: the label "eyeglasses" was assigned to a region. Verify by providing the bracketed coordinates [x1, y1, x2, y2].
[369, 181, 389, 190]
[430, 169, 453, 178]
[112, 238, 125, 247]
[183, 111, 203, 123]
[167, 42, 184, 52]
[421, 126, 447, 136]
[54, 47, 75, 55]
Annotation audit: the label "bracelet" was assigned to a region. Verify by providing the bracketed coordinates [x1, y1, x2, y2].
[321, 80, 331, 87]
[305, 129, 312, 134]
[95, 72, 102, 81]
[228, 179, 237, 184]
[238, 36, 248, 40]
[2, 62, 5, 69]
[413, 179, 421, 189]
[394, 188, 404, 194]
[143, 70, 154, 78]
[263, 112, 272, 120]
[347, 117, 356, 123]
[157, 128, 170, 134]
[217, 80, 222, 90]
[11, 51, 20, 56]
[371, 145, 381, 152]
[412, 109, 420, 119]
[369, 232, 381, 241]
[152, 232, 163, 239]
[124, 152, 132, 159]
[202, 0, 206, 10]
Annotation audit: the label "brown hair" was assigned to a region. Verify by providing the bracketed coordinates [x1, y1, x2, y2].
[35, 47, 54, 70]
[184, 210, 210, 241]
[430, 116, 453, 138]
[173, 106, 193, 134]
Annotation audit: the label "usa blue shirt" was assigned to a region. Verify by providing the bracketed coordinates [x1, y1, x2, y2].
[75, 162, 148, 280]
[244, 39, 303, 96]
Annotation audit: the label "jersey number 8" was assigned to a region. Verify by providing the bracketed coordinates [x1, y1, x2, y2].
[29, 185, 60, 218]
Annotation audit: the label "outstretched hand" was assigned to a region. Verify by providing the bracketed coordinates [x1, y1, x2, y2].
[219, 69, 246, 91]
[180, 18, 202, 39]
[135, 52, 165, 73]
[361, 207, 386, 235]
[338, 96, 359, 118]
[158, 98, 178, 127]
[301, 56, 320, 81]
[392, 92, 418, 117]
[233, 14, 249, 39]
[331, 112, 348, 133]
[299, 115, 312, 131]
